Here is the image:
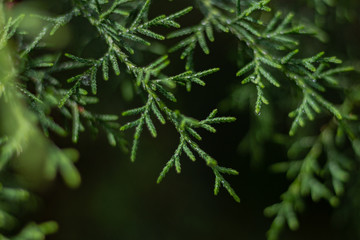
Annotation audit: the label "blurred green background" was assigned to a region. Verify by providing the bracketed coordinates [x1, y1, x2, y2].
[9, 0, 360, 239]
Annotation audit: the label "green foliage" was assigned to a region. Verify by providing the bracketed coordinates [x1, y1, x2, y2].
[169, 0, 357, 238]
[0, 0, 239, 238]
[0, 0, 359, 239]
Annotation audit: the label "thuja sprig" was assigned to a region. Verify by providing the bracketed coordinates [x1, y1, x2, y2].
[119, 55, 239, 201]
[57, 0, 192, 107]
[77, 0, 192, 55]
[284, 53, 353, 136]
[12, 0, 239, 205]
[167, 1, 309, 117]
[232, 8, 353, 136]
[167, 14, 218, 70]
[236, 48, 281, 114]
[166, 0, 356, 237]
[237, 49, 353, 125]
[167, 0, 274, 70]
[156, 109, 239, 202]
[222, 5, 352, 136]
[167, 1, 319, 119]
[167, 0, 237, 70]
[233, 11, 305, 115]
[120, 96, 157, 161]
[120, 56, 220, 161]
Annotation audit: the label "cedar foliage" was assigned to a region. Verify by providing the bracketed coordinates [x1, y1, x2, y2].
[0, 0, 359, 239]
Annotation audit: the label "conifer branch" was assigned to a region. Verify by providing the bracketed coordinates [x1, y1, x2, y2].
[265, 118, 356, 239]
[0, 4, 80, 237]
[119, 55, 239, 200]
[57, 0, 192, 107]
[0, 1, 358, 239]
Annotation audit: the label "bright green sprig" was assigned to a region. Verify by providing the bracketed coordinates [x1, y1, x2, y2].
[233, 10, 350, 128]
[154, 109, 239, 202]
[213, 166, 240, 202]
[167, 0, 272, 64]
[119, 54, 238, 200]
[83, 0, 192, 53]
[120, 63, 220, 161]
[0, 1, 242, 239]
[57, 0, 192, 107]
[236, 48, 281, 114]
[284, 53, 352, 136]
[167, 3, 231, 70]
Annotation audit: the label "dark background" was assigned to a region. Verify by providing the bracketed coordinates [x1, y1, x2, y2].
[12, 0, 360, 239]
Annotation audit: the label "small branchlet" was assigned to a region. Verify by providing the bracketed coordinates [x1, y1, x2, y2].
[266, 120, 355, 239]
[155, 109, 239, 202]
[119, 55, 237, 200]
